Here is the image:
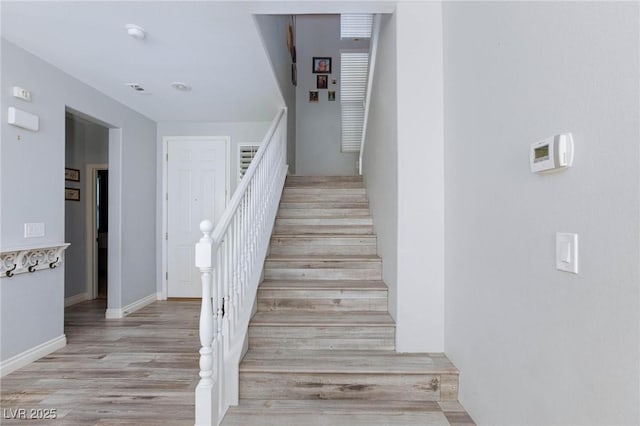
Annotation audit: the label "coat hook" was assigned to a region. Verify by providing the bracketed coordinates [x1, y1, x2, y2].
[6, 264, 17, 277]
[49, 257, 60, 269]
[28, 260, 39, 272]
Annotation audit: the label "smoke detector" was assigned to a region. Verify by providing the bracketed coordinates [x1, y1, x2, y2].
[126, 24, 146, 40]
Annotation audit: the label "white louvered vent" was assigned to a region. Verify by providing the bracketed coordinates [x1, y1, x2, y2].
[341, 51, 369, 153]
[340, 14, 373, 39]
[238, 144, 260, 182]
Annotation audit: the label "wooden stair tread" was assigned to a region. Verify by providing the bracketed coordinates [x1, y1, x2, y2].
[251, 311, 394, 326]
[272, 226, 374, 235]
[279, 202, 370, 209]
[225, 398, 442, 413]
[277, 208, 371, 217]
[267, 254, 380, 262]
[221, 400, 454, 425]
[259, 280, 387, 290]
[240, 350, 459, 375]
[271, 234, 376, 239]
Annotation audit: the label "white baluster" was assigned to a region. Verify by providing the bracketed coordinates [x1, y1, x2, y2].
[195, 220, 218, 425]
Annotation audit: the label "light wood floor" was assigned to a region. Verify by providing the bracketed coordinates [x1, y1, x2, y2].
[1, 298, 475, 425]
[0, 299, 199, 425]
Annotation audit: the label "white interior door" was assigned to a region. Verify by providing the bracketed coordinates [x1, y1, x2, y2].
[167, 137, 227, 298]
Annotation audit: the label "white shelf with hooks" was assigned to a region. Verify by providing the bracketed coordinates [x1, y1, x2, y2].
[0, 243, 70, 278]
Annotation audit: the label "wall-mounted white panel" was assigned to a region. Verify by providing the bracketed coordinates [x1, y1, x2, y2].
[8, 107, 39, 131]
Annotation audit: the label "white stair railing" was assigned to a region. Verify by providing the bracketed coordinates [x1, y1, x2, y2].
[194, 107, 288, 425]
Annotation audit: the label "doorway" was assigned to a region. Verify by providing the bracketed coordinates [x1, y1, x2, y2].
[64, 113, 109, 306]
[163, 136, 229, 298]
[87, 165, 109, 299]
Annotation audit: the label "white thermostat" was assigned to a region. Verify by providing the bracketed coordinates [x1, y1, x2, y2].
[530, 133, 574, 173]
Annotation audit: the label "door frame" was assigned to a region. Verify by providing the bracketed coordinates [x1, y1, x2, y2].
[85, 163, 108, 300]
[161, 136, 231, 300]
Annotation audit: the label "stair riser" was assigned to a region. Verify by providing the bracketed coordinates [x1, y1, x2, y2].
[283, 188, 366, 196]
[273, 226, 373, 235]
[275, 218, 373, 226]
[280, 202, 369, 209]
[277, 208, 370, 218]
[270, 236, 377, 256]
[248, 326, 394, 350]
[239, 372, 456, 401]
[281, 196, 368, 204]
[258, 291, 387, 312]
[270, 244, 377, 256]
[286, 176, 363, 185]
[264, 268, 381, 281]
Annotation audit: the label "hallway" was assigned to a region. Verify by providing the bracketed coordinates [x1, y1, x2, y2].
[0, 300, 199, 425]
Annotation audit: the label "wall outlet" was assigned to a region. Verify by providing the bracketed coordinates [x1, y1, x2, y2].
[24, 222, 45, 238]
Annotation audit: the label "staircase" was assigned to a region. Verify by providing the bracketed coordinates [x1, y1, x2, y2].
[221, 176, 469, 425]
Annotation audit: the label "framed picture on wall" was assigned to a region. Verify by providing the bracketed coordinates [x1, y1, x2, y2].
[292, 63, 297, 86]
[312, 57, 331, 74]
[65, 187, 80, 201]
[317, 75, 328, 89]
[309, 91, 319, 102]
[65, 167, 80, 182]
[328, 91, 336, 101]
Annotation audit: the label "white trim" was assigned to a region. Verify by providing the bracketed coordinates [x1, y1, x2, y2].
[86, 163, 108, 300]
[161, 136, 231, 300]
[65, 292, 89, 307]
[0, 335, 66, 377]
[359, 14, 381, 175]
[105, 292, 157, 319]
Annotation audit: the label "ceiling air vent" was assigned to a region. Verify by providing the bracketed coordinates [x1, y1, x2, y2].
[125, 83, 146, 92]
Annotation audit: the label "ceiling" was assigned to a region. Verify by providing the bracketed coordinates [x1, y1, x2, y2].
[1, 1, 285, 122]
[1, 1, 396, 123]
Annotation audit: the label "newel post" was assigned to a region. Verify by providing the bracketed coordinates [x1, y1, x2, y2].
[194, 220, 218, 425]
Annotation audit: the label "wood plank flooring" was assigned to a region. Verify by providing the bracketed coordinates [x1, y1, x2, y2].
[0, 299, 199, 425]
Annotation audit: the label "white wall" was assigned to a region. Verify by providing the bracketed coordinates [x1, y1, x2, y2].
[363, 13, 398, 320]
[1, 39, 157, 362]
[443, 2, 640, 424]
[255, 14, 297, 174]
[363, 3, 445, 352]
[64, 116, 109, 299]
[295, 15, 367, 176]
[396, 2, 445, 352]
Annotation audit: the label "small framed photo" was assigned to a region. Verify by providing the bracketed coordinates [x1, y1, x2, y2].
[65, 167, 80, 182]
[65, 187, 80, 201]
[317, 75, 328, 89]
[309, 91, 319, 102]
[312, 57, 331, 74]
[328, 91, 336, 101]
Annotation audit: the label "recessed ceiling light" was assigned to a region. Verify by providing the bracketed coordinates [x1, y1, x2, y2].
[126, 24, 146, 40]
[171, 82, 191, 92]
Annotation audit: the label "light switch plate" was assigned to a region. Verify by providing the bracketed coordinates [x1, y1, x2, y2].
[24, 222, 45, 238]
[556, 232, 578, 274]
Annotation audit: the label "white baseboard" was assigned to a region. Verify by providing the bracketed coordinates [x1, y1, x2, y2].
[65, 292, 89, 307]
[0, 335, 66, 377]
[105, 293, 157, 319]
